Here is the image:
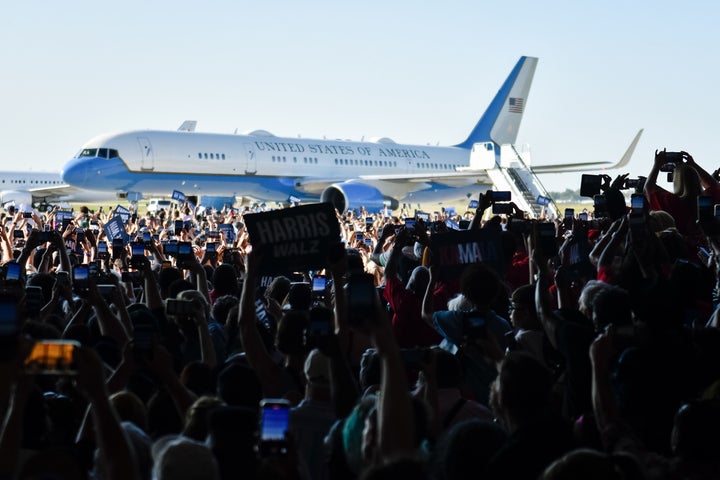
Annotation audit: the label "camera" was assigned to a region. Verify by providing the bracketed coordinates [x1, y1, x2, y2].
[659, 151, 683, 172]
[166, 298, 193, 316]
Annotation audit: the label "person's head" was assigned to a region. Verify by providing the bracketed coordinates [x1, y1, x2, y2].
[588, 285, 632, 332]
[178, 289, 211, 322]
[264, 276, 291, 305]
[672, 163, 702, 199]
[460, 264, 503, 311]
[509, 284, 540, 331]
[152, 437, 220, 480]
[489, 352, 553, 431]
[432, 419, 507, 480]
[183, 396, 227, 442]
[158, 267, 184, 299]
[671, 399, 720, 463]
[180, 361, 216, 397]
[216, 362, 262, 408]
[406, 266, 430, 297]
[287, 282, 312, 311]
[276, 309, 310, 356]
[541, 449, 636, 480]
[578, 280, 611, 320]
[647, 210, 676, 233]
[212, 264, 239, 297]
[110, 391, 148, 433]
[210, 294, 239, 326]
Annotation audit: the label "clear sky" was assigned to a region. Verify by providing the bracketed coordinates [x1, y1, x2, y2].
[1, 1, 718, 193]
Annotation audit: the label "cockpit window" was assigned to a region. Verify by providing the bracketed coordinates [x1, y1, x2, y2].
[79, 148, 98, 157]
[98, 148, 109, 158]
[109, 149, 119, 159]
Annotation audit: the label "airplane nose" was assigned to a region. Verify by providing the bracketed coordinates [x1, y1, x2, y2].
[61, 158, 88, 186]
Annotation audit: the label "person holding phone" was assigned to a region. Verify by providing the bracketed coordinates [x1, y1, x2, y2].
[644, 150, 712, 252]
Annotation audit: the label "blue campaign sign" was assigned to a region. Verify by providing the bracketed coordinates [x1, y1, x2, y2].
[114, 205, 131, 224]
[218, 223, 236, 242]
[103, 215, 129, 243]
[172, 190, 186, 203]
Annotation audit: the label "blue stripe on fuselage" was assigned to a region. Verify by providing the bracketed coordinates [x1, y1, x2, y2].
[61, 156, 318, 202]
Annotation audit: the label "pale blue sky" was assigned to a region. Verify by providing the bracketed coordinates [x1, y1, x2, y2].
[1, 1, 718, 193]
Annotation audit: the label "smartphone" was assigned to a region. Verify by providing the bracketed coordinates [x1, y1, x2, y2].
[630, 193, 645, 213]
[536, 222, 558, 258]
[13, 229, 24, 239]
[355, 232, 364, 242]
[174, 220, 183, 235]
[76, 228, 85, 243]
[404, 218, 416, 229]
[25, 286, 44, 317]
[132, 323, 156, 358]
[96, 284, 116, 302]
[698, 195, 714, 224]
[206, 242, 216, 253]
[593, 194, 607, 216]
[345, 273, 376, 328]
[72, 265, 90, 292]
[578, 212, 588, 221]
[166, 298, 193, 316]
[131, 242, 145, 257]
[143, 231, 152, 244]
[564, 208, 574, 219]
[258, 399, 291, 456]
[4, 262, 22, 282]
[0, 294, 18, 337]
[23, 212, 32, 219]
[312, 276, 326, 292]
[56, 271, 70, 287]
[580, 174, 602, 197]
[112, 238, 125, 259]
[97, 241, 108, 254]
[178, 242, 193, 264]
[491, 203, 513, 215]
[24, 340, 80, 375]
[467, 200, 479, 210]
[490, 191, 511, 202]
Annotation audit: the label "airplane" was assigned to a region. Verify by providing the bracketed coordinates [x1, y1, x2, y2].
[0, 170, 119, 211]
[60, 56, 639, 217]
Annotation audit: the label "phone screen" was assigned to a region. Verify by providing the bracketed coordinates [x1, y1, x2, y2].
[72, 265, 89, 284]
[260, 402, 290, 442]
[631, 194, 645, 211]
[24, 340, 79, 375]
[564, 208, 574, 218]
[312, 276, 326, 292]
[491, 191, 511, 202]
[0, 297, 18, 336]
[206, 242, 216, 253]
[131, 243, 145, 256]
[97, 241, 108, 253]
[5, 263, 21, 281]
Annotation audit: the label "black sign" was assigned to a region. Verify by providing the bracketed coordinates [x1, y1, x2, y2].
[429, 228, 504, 280]
[244, 203, 340, 274]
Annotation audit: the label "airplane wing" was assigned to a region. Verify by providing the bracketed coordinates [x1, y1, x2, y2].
[294, 171, 494, 195]
[530, 129, 643, 174]
[28, 184, 117, 203]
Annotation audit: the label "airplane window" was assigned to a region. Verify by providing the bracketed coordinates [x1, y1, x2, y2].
[216, 153, 220, 159]
[204, 153, 208, 159]
[198, 153, 202, 159]
[210, 153, 214, 159]
[222, 154, 226, 160]
[98, 148, 108, 158]
[109, 149, 120, 159]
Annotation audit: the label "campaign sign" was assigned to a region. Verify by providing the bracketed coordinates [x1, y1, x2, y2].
[172, 190, 186, 203]
[114, 205, 131, 224]
[244, 202, 340, 273]
[429, 228, 504, 280]
[103, 215, 129, 244]
[218, 223, 236, 243]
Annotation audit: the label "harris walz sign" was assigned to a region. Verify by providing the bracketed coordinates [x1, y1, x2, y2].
[244, 203, 340, 274]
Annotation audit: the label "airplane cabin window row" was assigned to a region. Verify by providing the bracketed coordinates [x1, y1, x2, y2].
[1, 179, 61, 184]
[198, 153, 227, 160]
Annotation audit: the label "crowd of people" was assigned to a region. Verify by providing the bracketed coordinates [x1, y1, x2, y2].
[2, 149, 720, 479]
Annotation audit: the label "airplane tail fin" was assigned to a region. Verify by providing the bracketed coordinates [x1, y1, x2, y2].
[455, 56, 538, 149]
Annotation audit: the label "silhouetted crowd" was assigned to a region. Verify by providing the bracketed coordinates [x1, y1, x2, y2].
[2, 149, 720, 479]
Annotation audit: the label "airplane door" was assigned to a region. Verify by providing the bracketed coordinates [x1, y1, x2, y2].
[137, 137, 155, 171]
[243, 144, 257, 175]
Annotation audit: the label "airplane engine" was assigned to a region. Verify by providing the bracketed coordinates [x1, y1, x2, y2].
[320, 183, 397, 213]
[0, 190, 33, 207]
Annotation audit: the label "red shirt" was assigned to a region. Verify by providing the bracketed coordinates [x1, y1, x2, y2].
[384, 275, 442, 348]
